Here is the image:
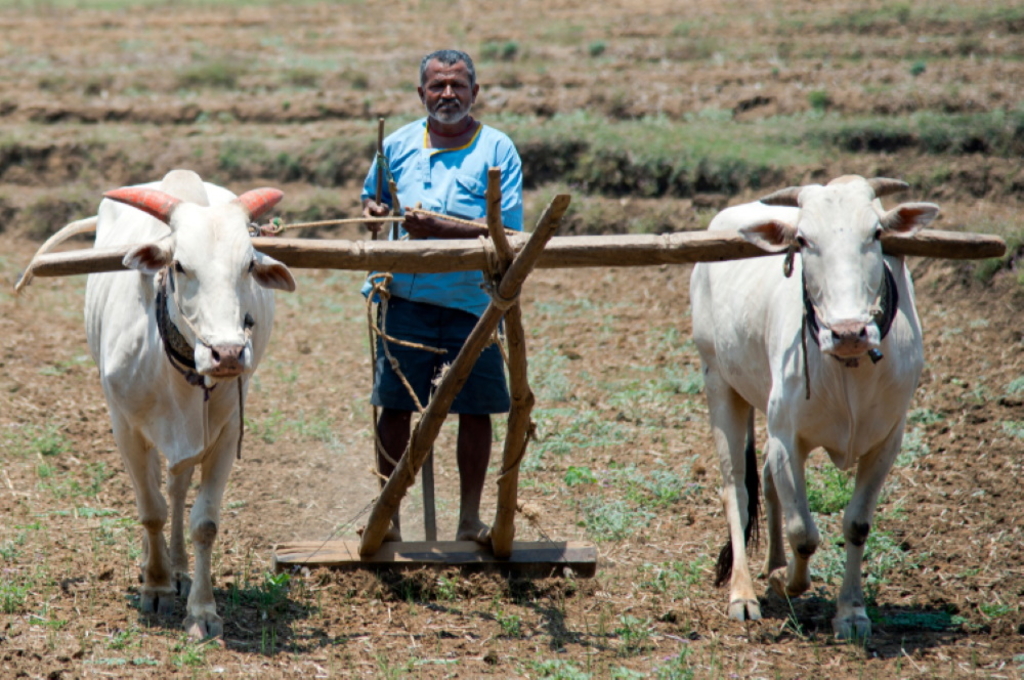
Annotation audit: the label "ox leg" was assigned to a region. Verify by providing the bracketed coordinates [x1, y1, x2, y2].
[168, 466, 195, 600]
[113, 418, 176, 616]
[765, 436, 818, 600]
[761, 460, 787, 576]
[834, 428, 902, 640]
[183, 431, 236, 640]
[708, 377, 760, 621]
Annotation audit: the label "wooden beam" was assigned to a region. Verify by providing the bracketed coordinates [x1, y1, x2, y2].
[18, 228, 1007, 280]
[272, 540, 597, 578]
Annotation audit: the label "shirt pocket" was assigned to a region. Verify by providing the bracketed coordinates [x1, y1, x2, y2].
[446, 174, 487, 221]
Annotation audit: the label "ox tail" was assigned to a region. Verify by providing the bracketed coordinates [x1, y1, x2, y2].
[14, 216, 99, 294]
[714, 410, 761, 587]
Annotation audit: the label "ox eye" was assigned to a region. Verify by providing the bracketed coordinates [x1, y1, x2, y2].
[796, 235, 809, 249]
[174, 261, 185, 274]
[248, 259, 256, 274]
[873, 227, 883, 241]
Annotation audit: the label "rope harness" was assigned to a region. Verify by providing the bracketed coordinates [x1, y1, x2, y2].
[155, 266, 249, 459]
[784, 253, 899, 399]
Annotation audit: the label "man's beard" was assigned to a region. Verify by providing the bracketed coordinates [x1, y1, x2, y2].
[429, 99, 472, 125]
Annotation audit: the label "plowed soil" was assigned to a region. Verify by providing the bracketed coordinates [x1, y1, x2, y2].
[1, 2, 1022, 678]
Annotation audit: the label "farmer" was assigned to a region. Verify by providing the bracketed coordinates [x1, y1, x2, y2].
[360, 49, 524, 545]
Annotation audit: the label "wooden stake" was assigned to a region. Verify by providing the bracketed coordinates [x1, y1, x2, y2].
[358, 194, 571, 557]
[483, 167, 534, 558]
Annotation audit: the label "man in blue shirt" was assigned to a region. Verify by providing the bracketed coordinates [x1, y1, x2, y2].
[361, 49, 524, 545]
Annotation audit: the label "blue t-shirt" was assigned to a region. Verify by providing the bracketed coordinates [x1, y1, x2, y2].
[360, 118, 524, 317]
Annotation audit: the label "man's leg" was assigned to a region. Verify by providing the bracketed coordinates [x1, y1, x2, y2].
[456, 413, 492, 544]
[377, 407, 412, 542]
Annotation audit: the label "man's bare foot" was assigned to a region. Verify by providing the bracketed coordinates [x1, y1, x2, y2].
[456, 518, 491, 546]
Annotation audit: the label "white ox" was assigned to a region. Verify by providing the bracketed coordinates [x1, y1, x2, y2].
[689, 175, 938, 639]
[84, 170, 296, 639]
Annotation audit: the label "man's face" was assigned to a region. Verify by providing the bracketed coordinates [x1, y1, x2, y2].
[418, 59, 479, 125]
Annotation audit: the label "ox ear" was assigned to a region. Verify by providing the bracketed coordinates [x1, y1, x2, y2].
[235, 188, 284, 222]
[124, 237, 174, 275]
[880, 202, 940, 235]
[104, 187, 182, 225]
[740, 219, 798, 253]
[252, 251, 296, 292]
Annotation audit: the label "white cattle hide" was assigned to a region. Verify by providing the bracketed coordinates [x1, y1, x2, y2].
[689, 175, 937, 639]
[85, 169, 295, 639]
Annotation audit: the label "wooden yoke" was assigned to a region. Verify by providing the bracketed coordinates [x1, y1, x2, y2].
[483, 168, 536, 558]
[358, 192, 571, 557]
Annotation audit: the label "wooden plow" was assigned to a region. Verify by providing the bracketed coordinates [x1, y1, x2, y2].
[19, 176, 1006, 579]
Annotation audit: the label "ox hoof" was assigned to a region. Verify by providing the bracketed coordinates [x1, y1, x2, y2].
[767, 568, 808, 599]
[174, 573, 193, 599]
[727, 599, 761, 622]
[833, 612, 871, 641]
[141, 587, 177, 616]
[184, 613, 224, 641]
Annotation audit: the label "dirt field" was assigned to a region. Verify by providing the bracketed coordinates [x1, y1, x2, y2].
[1, 1, 1022, 678]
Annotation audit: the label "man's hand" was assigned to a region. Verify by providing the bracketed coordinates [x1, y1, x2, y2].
[401, 209, 442, 239]
[362, 199, 391, 234]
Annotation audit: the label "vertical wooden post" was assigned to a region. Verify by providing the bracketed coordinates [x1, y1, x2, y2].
[359, 194, 570, 557]
[483, 168, 536, 559]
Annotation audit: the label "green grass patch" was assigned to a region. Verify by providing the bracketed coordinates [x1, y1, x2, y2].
[3, 422, 72, 457]
[177, 59, 248, 90]
[806, 464, 852, 515]
[577, 496, 655, 542]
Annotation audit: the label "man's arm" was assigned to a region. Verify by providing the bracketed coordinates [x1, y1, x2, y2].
[401, 209, 489, 240]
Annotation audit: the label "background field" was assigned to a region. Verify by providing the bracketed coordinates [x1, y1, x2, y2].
[0, 0, 1022, 678]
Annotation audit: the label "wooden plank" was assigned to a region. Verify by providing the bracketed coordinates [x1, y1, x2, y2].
[19, 228, 1007, 280]
[272, 540, 597, 578]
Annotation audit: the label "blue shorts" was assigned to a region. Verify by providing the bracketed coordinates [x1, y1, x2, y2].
[372, 297, 510, 415]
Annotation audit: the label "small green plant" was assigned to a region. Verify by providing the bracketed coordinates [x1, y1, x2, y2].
[4, 423, 72, 458]
[638, 558, 709, 598]
[481, 40, 519, 62]
[436, 574, 459, 601]
[588, 41, 607, 58]
[577, 496, 654, 542]
[979, 602, 1014, 619]
[177, 60, 247, 90]
[808, 90, 831, 112]
[1006, 376, 1024, 394]
[171, 637, 212, 668]
[1, 580, 29, 614]
[909, 60, 927, 77]
[494, 605, 523, 638]
[614, 615, 653, 656]
[654, 648, 696, 679]
[806, 464, 852, 514]
[897, 427, 931, 466]
[530, 658, 592, 680]
[1002, 421, 1024, 439]
[108, 628, 140, 651]
[907, 408, 943, 426]
[564, 465, 597, 486]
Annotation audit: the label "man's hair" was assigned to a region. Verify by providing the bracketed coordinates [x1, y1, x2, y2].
[419, 49, 476, 88]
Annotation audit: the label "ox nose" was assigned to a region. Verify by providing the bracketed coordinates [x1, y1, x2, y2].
[208, 344, 246, 377]
[830, 320, 868, 345]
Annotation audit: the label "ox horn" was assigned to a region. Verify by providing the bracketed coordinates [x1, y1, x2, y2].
[235, 188, 284, 221]
[758, 185, 803, 207]
[104, 187, 182, 225]
[867, 177, 910, 198]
